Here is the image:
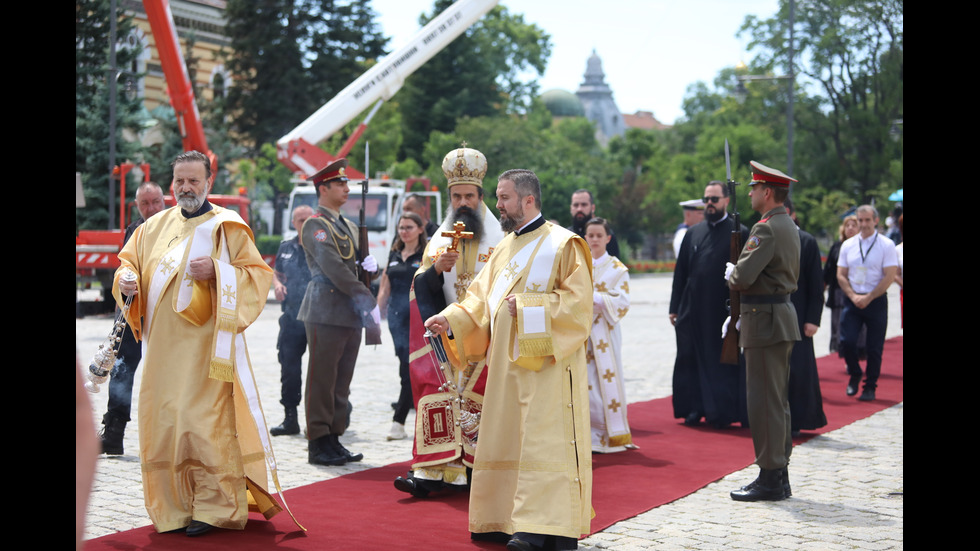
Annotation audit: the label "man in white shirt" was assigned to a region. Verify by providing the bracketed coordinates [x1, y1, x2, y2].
[836, 205, 898, 401]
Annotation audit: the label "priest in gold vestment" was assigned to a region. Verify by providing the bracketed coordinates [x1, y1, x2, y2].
[114, 151, 299, 536]
[426, 169, 593, 551]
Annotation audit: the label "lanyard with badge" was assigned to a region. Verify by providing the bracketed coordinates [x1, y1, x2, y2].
[853, 233, 877, 288]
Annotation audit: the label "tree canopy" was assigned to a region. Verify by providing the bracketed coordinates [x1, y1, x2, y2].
[740, 0, 903, 204]
[396, 0, 551, 162]
[76, 0, 145, 231]
[222, 0, 389, 150]
[76, 0, 902, 252]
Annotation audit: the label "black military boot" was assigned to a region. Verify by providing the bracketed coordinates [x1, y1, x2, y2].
[99, 413, 127, 455]
[308, 435, 347, 466]
[270, 408, 299, 436]
[782, 467, 792, 497]
[328, 434, 363, 463]
[730, 467, 788, 502]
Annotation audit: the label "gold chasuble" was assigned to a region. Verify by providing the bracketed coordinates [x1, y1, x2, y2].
[587, 253, 635, 453]
[439, 221, 594, 540]
[113, 205, 302, 533]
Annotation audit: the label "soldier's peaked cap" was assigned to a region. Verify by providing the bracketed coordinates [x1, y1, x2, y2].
[749, 160, 797, 188]
[309, 158, 349, 185]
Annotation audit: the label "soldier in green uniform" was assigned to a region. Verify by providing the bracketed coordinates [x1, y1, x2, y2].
[297, 158, 380, 466]
[725, 161, 801, 502]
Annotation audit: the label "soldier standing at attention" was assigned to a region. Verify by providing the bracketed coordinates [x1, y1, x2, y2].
[725, 161, 801, 502]
[298, 158, 380, 466]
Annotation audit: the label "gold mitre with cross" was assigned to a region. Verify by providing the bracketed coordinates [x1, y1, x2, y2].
[442, 144, 487, 188]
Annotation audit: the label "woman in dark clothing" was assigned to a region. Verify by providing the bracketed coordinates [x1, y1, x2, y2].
[377, 212, 427, 440]
[823, 214, 864, 357]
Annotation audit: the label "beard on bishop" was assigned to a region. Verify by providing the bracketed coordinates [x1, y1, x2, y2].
[446, 204, 484, 242]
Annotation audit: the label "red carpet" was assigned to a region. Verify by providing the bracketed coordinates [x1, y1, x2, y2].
[85, 337, 902, 550]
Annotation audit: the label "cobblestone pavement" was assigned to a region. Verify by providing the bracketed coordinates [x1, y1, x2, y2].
[77, 273, 903, 549]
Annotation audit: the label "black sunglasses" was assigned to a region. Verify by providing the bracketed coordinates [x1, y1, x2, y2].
[702, 196, 722, 204]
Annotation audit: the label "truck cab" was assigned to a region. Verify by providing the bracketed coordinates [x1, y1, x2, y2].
[285, 181, 442, 267]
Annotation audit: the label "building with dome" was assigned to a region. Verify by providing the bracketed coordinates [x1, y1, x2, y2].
[575, 49, 627, 145]
[541, 89, 586, 118]
[541, 50, 669, 145]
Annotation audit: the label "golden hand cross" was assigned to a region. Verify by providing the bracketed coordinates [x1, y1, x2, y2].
[441, 221, 474, 252]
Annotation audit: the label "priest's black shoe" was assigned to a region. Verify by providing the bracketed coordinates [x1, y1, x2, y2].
[846, 375, 861, 396]
[471, 532, 511, 543]
[394, 474, 430, 498]
[858, 388, 876, 401]
[506, 537, 541, 551]
[270, 409, 299, 436]
[329, 434, 363, 462]
[186, 520, 213, 537]
[683, 412, 702, 426]
[308, 436, 347, 466]
[730, 468, 788, 502]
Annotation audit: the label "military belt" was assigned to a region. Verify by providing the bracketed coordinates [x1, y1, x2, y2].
[741, 294, 790, 304]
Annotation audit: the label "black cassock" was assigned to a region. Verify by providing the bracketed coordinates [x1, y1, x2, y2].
[670, 216, 749, 427]
[789, 229, 828, 431]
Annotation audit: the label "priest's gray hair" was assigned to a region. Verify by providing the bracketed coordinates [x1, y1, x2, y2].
[498, 169, 541, 209]
[172, 150, 212, 182]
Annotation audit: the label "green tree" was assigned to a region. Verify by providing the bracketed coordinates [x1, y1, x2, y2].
[76, 0, 146, 231]
[320, 93, 405, 178]
[397, 0, 551, 163]
[223, 0, 388, 150]
[604, 129, 660, 252]
[659, 58, 857, 238]
[235, 142, 298, 234]
[740, 0, 903, 203]
[419, 101, 610, 235]
[139, 32, 244, 194]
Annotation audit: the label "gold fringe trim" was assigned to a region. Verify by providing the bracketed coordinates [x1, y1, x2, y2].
[520, 293, 546, 307]
[209, 358, 235, 382]
[442, 465, 468, 485]
[519, 336, 553, 358]
[218, 314, 237, 334]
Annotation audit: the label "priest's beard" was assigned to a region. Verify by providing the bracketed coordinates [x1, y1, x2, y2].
[177, 189, 207, 212]
[704, 207, 727, 223]
[571, 211, 591, 233]
[499, 203, 525, 233]
[447, 204, 484, 242]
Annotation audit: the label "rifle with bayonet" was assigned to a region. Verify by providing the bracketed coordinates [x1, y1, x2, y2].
[360, 143, 382, 345]
[720, 139, 741, 365]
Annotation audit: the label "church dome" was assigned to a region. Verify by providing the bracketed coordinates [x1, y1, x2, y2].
[541, 88, 585, 117]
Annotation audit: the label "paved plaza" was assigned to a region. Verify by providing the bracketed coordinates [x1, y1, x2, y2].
[77, 273, 903, 549]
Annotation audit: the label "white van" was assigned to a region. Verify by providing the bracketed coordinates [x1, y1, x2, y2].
[285, 180, 442, 268]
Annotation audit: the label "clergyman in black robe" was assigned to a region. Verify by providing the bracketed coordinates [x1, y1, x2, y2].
[788, 226, 828, 432]
[669, 212, 749, 428]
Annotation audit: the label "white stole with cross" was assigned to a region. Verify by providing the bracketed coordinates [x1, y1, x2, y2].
[142, 209, 241, 382]
[486, 225, 564, 372]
